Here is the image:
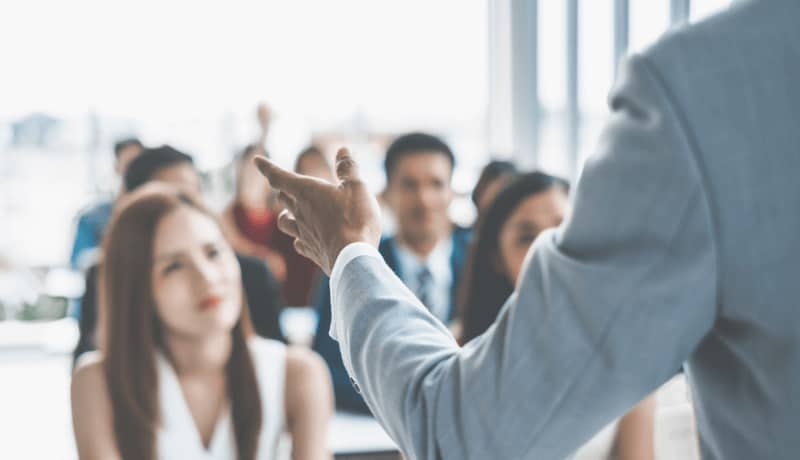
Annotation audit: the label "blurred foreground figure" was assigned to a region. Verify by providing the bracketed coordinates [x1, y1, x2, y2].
[458, 172, 655, 460]
[254, 2, 800, 458]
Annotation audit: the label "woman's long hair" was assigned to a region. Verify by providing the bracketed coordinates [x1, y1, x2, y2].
[458, 172, 569, 345]
[98, 184, 263, 460]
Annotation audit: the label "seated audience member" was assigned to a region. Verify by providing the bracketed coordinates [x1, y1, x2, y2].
[74, 146, 285, 364]
[223, 144, 335, 306]
[312, 132, 470, 413]
[458, 171, 655, 460]
[70, 138, 143, 271]
[272, 145, 335, 304]
[471, 159, 518, 215]
[221, 145, 288, 284]
[294, 145, 334, 183]
[71, 185, 332, 460]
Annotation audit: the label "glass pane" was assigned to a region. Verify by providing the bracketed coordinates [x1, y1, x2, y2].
[629, 0, 670, 52]
[538, 113, 571, 179]
[538, 0, 567, 111]
[691, 0, 732, 22]
[579, 0, 614, 114]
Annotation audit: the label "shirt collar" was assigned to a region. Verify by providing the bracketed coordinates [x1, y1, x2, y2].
[394, 234, 453, 285]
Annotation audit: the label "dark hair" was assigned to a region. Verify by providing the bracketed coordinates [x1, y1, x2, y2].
[458, 171, 569, 345]
[124, 145, 194, 192]
[99, 184, 262, 460]
[113, 138, 143, 158]
[294, 144, 327, 174]
[471, 160, 518, 208]
[384, 132, 455, 180]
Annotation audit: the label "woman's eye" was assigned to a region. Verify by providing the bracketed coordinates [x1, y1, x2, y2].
[163, 261, 182, 274]
[207, 247, 220, 259]
[517, 233, 537, 246]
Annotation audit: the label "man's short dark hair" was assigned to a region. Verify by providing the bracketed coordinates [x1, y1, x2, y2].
[113, 138, 143, 158]
[384, 132, 455, 180]
[124, 145, 194, 192]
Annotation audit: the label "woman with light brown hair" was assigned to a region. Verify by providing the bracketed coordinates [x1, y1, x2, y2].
[71, 184, 332, 460]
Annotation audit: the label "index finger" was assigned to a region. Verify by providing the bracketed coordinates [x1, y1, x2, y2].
[253, 155, 304, 197]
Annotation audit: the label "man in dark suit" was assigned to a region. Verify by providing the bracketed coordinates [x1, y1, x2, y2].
[312, 133, 469, 413]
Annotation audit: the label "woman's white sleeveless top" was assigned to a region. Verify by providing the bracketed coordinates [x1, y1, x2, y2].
[156, 338, 291, 460]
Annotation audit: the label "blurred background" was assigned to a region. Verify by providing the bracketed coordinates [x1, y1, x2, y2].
[0, 0, 732, 458]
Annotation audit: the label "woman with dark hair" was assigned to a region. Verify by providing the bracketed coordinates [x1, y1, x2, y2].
[71, 184, 332, 460]
[458, 172, 655, 460]
[470, 159, 518, 215]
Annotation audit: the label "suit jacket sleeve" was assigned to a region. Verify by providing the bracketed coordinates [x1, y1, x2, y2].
[330, 55, 718, 459]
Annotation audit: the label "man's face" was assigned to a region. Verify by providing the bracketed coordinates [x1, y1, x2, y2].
[384, 151, 453, 242]
[115, 144, 144, 177]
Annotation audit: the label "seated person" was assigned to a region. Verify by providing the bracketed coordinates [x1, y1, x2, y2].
[312, 132, 470, 413]
[294, 145, 334, 183]
[70, 138, 143, 271]
[220, 144, 288, 285]
[223, 144, 334, 306]
[458, 171, 655, 460]
[73, 146, 285, 365]
[71, 185, 332, 459]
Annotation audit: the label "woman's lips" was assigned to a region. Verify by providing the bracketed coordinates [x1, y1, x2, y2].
[199, 295, 223, 310]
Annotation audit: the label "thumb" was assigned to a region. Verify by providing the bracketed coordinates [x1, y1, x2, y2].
[335, 147, 360, 183]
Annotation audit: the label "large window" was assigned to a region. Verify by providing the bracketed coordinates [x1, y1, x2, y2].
[492, 0, 732, 182]
[0, 0, 489, 267]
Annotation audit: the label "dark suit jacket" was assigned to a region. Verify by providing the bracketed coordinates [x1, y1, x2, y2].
[311, 227, 470, 413]
[73, 253, 286, 365]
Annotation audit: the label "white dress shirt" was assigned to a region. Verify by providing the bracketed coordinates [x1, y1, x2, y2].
[393, 237, 453, 323]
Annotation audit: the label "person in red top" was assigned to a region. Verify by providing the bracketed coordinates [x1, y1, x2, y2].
[222, 144, 334, 306]
[221, 144, 287, 281]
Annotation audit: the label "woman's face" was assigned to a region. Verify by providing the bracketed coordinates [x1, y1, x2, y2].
[497, 186, 567, 285]
[151, 206, 243, 339]
[297, 154, 334, 183]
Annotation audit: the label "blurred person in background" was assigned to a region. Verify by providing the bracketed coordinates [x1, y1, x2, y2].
[223, 144, 335, 307]
[69, 138, 143, 271]
[221, 144, 287, 284]
[311, 132, 470, 413]
[458, 172, 655, 460]
[294, 145, 334, 183]
[71, 184, 332, 460]
[74, 146, 286, 365]
[255, 102, 272, 148]
[470, 159, 518, 215]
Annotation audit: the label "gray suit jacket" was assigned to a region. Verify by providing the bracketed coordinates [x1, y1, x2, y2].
[329, 1, 800, 458]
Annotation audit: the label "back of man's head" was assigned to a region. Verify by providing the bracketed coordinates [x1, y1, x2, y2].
[124, 145, 195, 192]
[384, 132, 455, 181]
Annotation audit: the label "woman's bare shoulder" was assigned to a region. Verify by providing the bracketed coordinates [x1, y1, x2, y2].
[72, 351, 108, 399]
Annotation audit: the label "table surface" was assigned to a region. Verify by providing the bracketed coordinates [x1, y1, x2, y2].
[0, 319, 399, 459]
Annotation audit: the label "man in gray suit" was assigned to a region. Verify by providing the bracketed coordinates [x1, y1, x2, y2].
[256, 1, 800, 458]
